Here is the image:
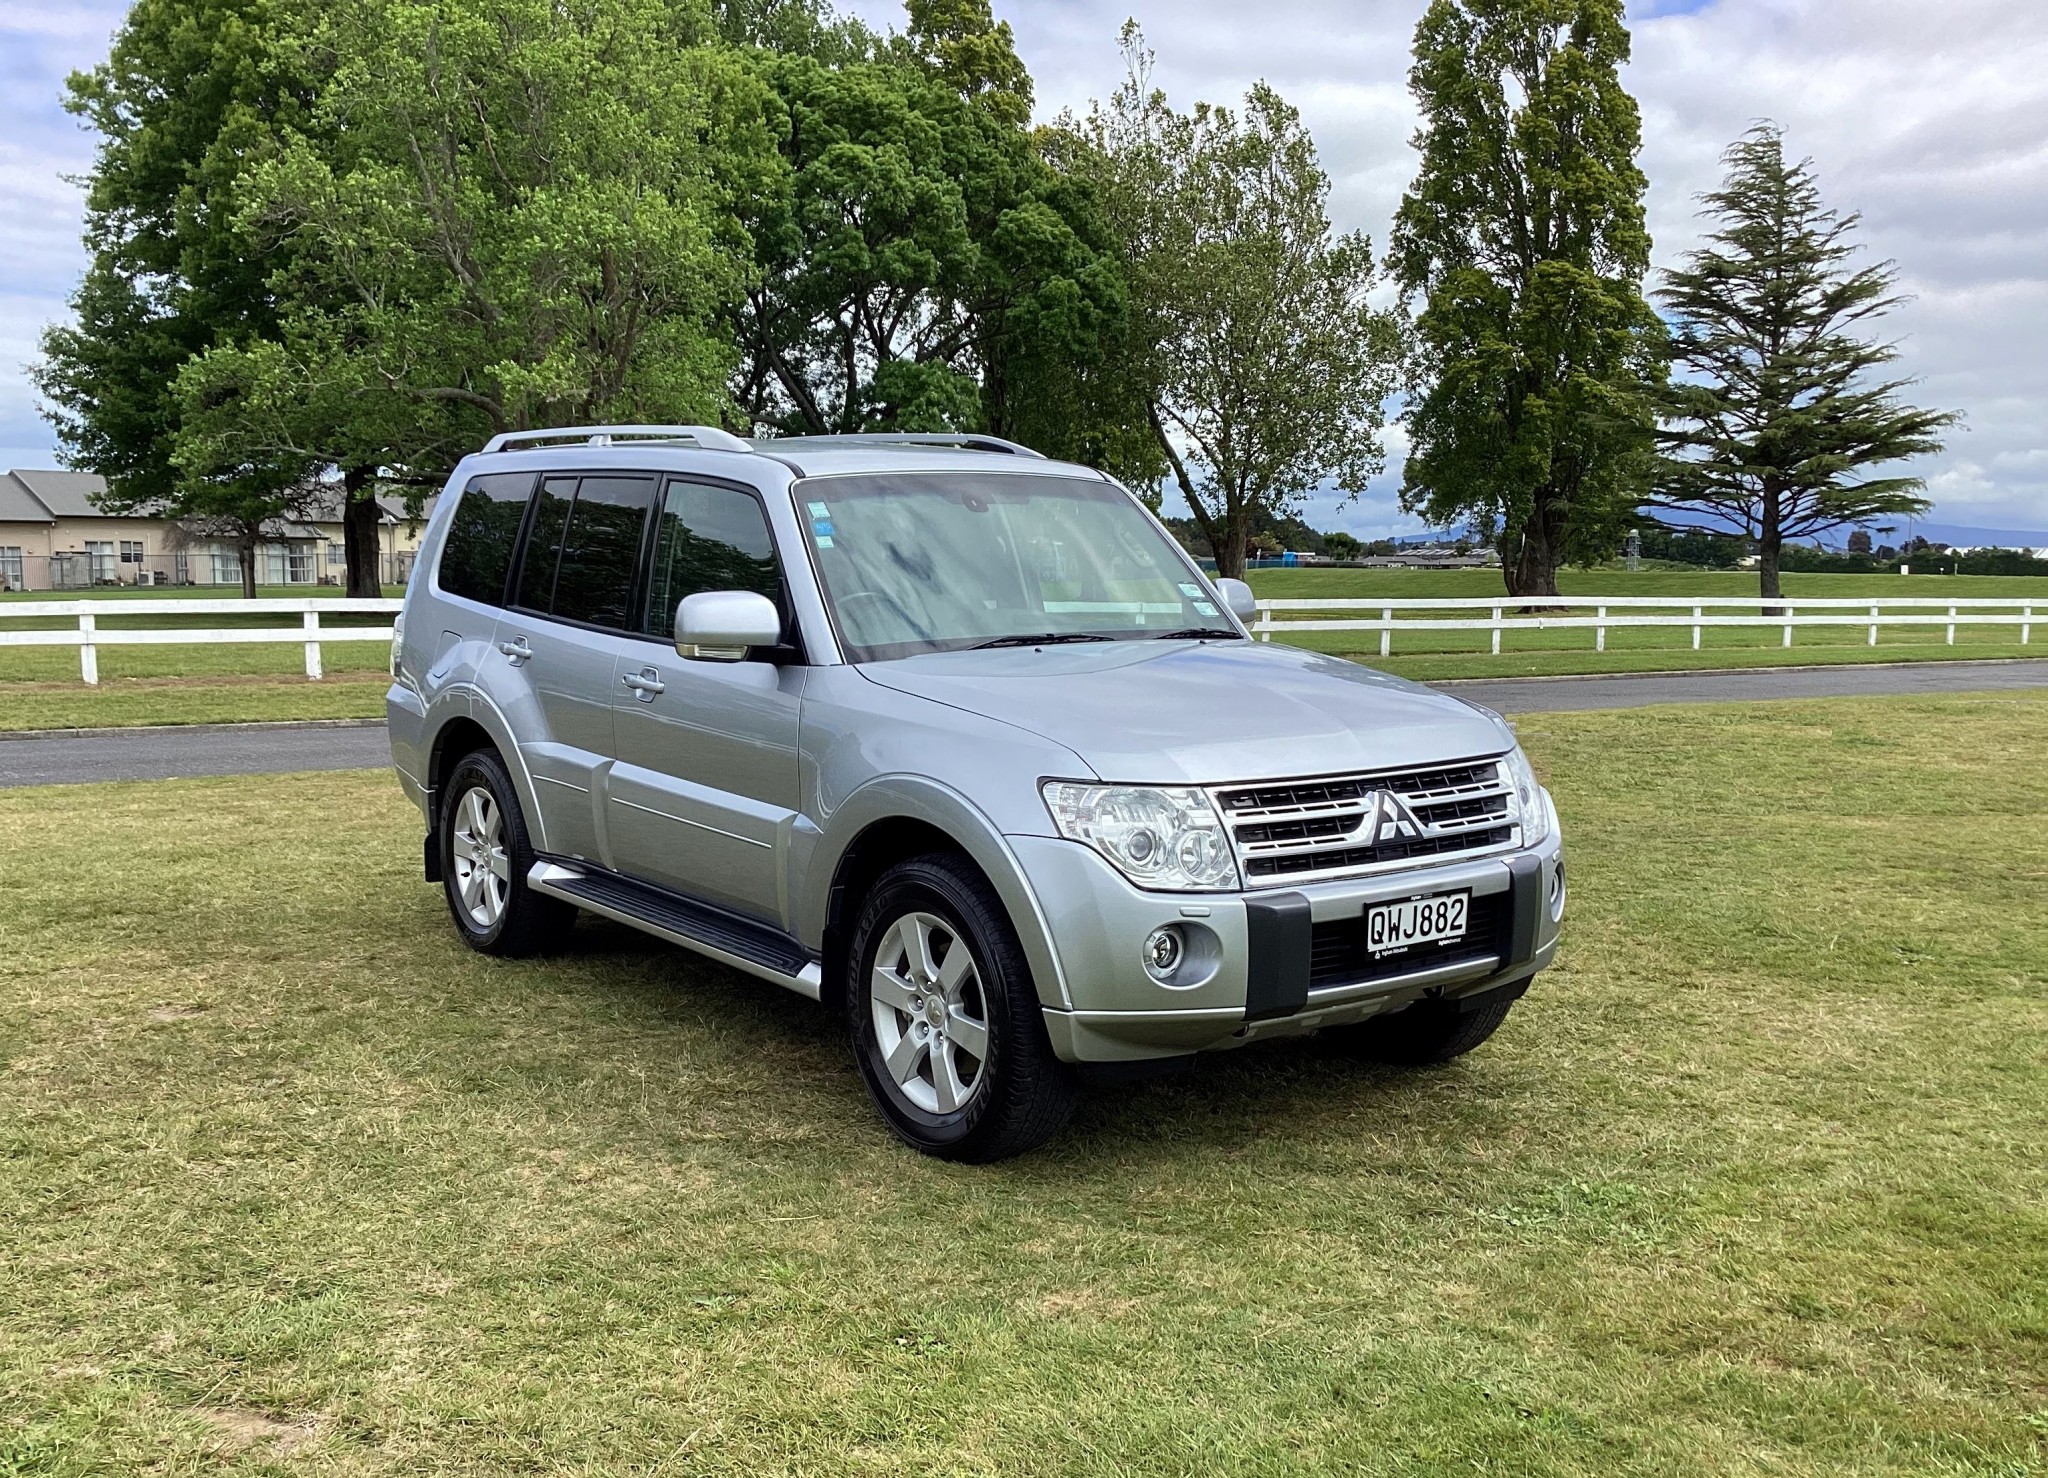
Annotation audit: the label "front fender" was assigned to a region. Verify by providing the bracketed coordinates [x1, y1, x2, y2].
[796, 774, 1072, 1011]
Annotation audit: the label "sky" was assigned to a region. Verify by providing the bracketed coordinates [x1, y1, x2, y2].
[2, 0, 2043, 543]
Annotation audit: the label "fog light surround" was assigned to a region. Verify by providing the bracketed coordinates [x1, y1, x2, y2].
[1549, 857, 1567, 922]
[1139, 920, 1223, 990]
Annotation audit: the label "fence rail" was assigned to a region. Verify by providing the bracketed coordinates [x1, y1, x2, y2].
[1250, 595, 2039, 656]
[0, 597, 402, 684]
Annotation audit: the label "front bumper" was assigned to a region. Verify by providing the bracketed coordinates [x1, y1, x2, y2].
[1017, 819, 1565, 1063]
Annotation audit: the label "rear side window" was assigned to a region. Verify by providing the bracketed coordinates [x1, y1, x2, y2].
[643, 481, 782, 640]
[536, 475, 656, 630]
[513, 475, 577, 614]
[436, 473, 533, 605]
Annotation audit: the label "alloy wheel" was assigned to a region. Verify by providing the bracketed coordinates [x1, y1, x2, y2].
[449, 784, 511, 929]
[868, 910, 991, 1114]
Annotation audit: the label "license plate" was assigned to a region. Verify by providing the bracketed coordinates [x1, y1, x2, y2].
[1366, 892, 1469, 955]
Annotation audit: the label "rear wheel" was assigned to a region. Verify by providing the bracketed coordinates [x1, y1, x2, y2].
[1339, 987, 1518, 1066]
[846, 855, 1074, 1162]
[439, 748, 573, 957]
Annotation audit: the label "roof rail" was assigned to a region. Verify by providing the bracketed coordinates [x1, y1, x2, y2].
[768, 432, 1047, 459]
[480, 424, 753, 454]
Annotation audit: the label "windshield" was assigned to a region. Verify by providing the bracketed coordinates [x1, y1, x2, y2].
[797, 471, 1240, 662]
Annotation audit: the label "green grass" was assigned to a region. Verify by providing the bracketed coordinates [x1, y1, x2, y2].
[0, 673, 392, 730]
[2, 693, 2044, 1474]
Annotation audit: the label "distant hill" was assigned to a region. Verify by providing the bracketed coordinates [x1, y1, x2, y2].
[1642, 508, 2048, 552]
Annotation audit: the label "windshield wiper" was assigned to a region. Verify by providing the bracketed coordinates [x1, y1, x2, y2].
[1147, 627, 1242, 640]
[971, 632, 1116, 649]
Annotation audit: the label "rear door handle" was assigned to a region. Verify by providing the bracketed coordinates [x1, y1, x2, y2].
[497, 636, 532, 666]
[621, 667, 665, 699]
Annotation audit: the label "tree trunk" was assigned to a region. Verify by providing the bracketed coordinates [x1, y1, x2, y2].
[1758, 481, 1783, 611]
[238, 528, 259, 600]
[342, 466, 383, 598]
[1503, 502, 1562, 599]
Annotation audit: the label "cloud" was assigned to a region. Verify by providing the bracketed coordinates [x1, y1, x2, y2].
[3, 0, 2042, 538]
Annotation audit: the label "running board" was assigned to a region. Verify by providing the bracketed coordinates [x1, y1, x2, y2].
[527, 860, 822, 1001]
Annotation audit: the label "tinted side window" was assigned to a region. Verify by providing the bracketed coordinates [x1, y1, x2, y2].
[437, 473, 533, 605]
[644, 481, 782, 640]
[514, 475, 577, 613]
[550, 476, 655, 630]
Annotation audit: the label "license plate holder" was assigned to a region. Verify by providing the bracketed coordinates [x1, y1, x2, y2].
[1365, 891, 1470, 957]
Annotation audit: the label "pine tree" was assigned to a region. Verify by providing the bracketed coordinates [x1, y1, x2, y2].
[1389, 0, 1665, 597]
[1652, 124, 1957, 603]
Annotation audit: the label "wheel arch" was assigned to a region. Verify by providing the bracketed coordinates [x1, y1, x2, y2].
[422, 689, 548, 852]
[808, 779, 1071, 1015]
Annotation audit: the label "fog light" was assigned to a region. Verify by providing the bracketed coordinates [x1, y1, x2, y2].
[1550, 858, 1567, 921]
[1142, 925, 1184, 983]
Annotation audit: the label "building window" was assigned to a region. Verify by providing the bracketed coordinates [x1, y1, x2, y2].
[120, 540, 145, 563]
[212, 551, 242, 584]
[327, 541, 346, 566]
[0, 546, 22, 590]
[85, 539, 116, 583]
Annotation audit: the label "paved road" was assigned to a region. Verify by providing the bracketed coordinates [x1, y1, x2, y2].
[3, 660, 2044, 788]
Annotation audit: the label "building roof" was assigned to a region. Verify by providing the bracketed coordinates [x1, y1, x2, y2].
[7, 469, 110, 518]
[0, 472, 56, 525]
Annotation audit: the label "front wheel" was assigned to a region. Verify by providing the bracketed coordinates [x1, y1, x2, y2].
[846, 855, 1074, 1162]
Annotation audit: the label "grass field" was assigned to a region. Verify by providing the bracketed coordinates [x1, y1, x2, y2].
[2, 693, 2043, 1474]
[0, 568, 2042, 728]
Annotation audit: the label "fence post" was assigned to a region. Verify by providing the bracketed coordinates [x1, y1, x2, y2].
[78, 610, 98, 685]
[2025, 604, 2033, 645]
[1491, 605, 1502, 656]
[1692, 605, 1702, 650]
[1946, 605, 1956, 646]
[1380, 606, 1392, 659]
[1595, 605, 1606, 653]
[303, 609, 324, 680]
[1869, 604, 1879, 646]
[1783, 604, 1794, 648]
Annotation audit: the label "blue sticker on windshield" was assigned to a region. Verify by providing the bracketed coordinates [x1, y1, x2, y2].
[811, 520, 835, 537]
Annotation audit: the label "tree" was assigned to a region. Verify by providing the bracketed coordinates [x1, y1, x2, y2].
[1650, 125, 1957, 603]
[1066, 28, 1399, 578]
[197, 0, 777, 509]
[730, 3, 1146, 475]
[33, 0, 317, 597]
[1389, 0, 1665, 597]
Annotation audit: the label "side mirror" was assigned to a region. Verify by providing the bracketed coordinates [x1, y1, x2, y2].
[1215, 577, 1257, 620]
[676, 590, 781, 662]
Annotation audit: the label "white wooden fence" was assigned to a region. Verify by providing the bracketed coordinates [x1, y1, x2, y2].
[1251, 595, 2039, 656]
[0, 597, 402, 684]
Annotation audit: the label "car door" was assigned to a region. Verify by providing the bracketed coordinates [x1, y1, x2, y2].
[604, 476, 804, 925]
[489, 471, 657, 863]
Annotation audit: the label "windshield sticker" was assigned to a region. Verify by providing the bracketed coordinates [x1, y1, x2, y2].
[807, 501, 830, 518]
[1193, 601, 1218, 616]
[1177, 582, 1202, 598]
[814, 534, 834, 548]
[811, 520, 835, 537]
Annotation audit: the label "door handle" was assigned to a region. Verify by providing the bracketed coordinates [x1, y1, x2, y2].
[497, 636, 532, 666]
[621, 667, 666, 699]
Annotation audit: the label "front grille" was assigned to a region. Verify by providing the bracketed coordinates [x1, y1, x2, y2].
[1213, 756, 1518, 887]
[1309, 889, 1511, 989]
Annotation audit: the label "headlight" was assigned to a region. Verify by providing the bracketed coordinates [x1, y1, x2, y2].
[1041, 782, 1240, 892]
[1500, 745, 1552, 847]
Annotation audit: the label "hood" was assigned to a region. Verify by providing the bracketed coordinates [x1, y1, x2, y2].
[857, 639, 1512, 785]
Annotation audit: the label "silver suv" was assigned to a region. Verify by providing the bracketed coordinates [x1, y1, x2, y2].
[387, 427, 1563, 1160]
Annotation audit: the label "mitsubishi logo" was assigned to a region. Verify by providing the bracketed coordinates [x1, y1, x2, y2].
[1365, 790, 1426, 844]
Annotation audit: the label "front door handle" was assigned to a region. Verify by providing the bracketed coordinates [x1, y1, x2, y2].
[621, 667, 665, 700]
[497, 636, 532, 666]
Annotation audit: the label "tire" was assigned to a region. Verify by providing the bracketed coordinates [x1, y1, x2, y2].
[846, 854, 1075, 1162]
[438, 747, 574, 957]
[1339, 987, 1518, 1066]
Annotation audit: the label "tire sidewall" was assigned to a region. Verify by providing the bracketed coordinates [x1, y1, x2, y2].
[847, 865, 1012, 1154]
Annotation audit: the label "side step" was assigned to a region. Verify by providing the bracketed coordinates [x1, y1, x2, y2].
[527, 859, 822, 1001]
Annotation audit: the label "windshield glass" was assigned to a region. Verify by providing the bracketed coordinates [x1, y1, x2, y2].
[796, 471, 1239, 662]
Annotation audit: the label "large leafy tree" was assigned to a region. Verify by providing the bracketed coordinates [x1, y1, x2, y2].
[187, 0, 778, 504]
[1389, 0, 1665, 597]
[731, 1, 1146, 473]
[1063, 28, 1399, 578]
[1651, 125, 1957, 602]
[33, 0, 318, 598]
